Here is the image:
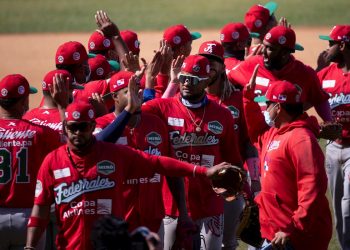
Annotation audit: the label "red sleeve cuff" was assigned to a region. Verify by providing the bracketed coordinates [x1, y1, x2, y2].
[194, 165, 208, 177]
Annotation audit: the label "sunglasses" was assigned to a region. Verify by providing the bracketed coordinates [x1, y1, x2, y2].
[179, 74, 208, 85]
[65, 122, 92, 133]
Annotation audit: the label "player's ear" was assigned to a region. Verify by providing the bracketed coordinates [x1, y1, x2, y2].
[339, 41, 346, 51]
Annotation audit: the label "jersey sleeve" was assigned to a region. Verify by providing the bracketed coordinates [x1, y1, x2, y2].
[154, 73, 170, 98]
[304, 66, 329, 105]
[141, 98, 163, 117]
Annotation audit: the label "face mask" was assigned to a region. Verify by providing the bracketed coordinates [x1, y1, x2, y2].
[263, 104, 278, 127]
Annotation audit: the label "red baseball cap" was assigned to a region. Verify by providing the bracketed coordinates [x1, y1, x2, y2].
[319, 25, 350, 43]
[198, 40, 224, 62]
[245, 2, 277, 33]
[109, 71, 134, 93]
[120, 30, 140, 55]
[65, 101, 95, 122]
[0, 74, 37, 99]
[42, 69, 84, 91]
[88, 55, 111, 81]
[220, 22, 259, 43]
[254, 80, 301, 104]
[55, 41, 88, 66]
[181, 55, 210, 78]
[163, 24, 201, 48]
[88, 31, 115, 53]
[264, 26, 304, 51]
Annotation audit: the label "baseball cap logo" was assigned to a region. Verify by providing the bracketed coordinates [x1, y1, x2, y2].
[96, 67, 104, 76]
[58, 56, 64, 63]
[89, 42, 96, 50]
[220, 34, 225, 41]
[72, 111, 80, 120]
[255, 19, 262, 28]
[193, 65, 200, 72]
[173, 36, 181, 45]
[134, 40, 139, 48]
[265, 33, 272, 40]
[103, 39, 111, 48]
[88, 109, 94, 119]
[18, 85, 25, 95]
[232, 32, 240, 40]
[204, 43, 216, 54]
[278, 36, 287, 45]
[42, 81, 47, 88]
[116, 79, 125, 86]
[1, 88, 8, 97]
[73, 52, 80, 61]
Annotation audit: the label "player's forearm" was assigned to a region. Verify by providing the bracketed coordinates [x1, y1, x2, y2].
[165, 176, 188, 217]
[314, 100, 332, 122]
[112, 36, 129, 71]
[156, 156, 207, 177]
[26, 204, 50, 248]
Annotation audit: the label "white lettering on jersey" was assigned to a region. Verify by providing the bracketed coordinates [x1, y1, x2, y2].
[256, 77, 270, 87]
[329, 93, 350, 109]
[0, 127, 37, 140]
[29, 118, 62, 131]
[322, 80, 336, 88]
[168, 117, 184, 127]
[54, 168, 71, 179]
[170, 132, 219, 149]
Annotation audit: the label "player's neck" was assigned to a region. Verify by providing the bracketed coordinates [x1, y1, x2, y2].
[0, 107, 23, 119]
[206, 78, 223, 97]
[41, 96, 58, 109]
[339, 56, 350, 73]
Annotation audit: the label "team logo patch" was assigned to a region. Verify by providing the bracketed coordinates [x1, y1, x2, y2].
[255, 19, 262, 28]
[57, 55, 64, 63]
[1, 88, 8, 97]
[96, 67, 104, 76]
[193, 64, 200, 73]
[72, 111, 80, 120]
[134, 40, 139, 48]
[278, 36, 287, 45]
[265, 32, 271, 40]
[88, 109, 94, 119]
[103, 39, 111, 48]
[207, 121, 223, 134]
[220, 33, 224, 41]
[232, 31, 240, 40]
[18, 85, 25, 95]
[97, 160, 115, 175]
[204, 43, 216, 53]
[89, 41, 95, 50]
[173, 36, 181, 45]
[146, 132, 162, 146]
[227, 106, 239, 118]
[42, 81, 47, 89]
[268, 140, 280, 151]
[73, 52, 80, 61]
[35, 180, 43, 197]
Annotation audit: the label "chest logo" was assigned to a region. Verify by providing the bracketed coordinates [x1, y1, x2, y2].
[146, 132, 162, 146]
[97, 160, 115, 175]
[267, 140, 280, 151]
[227, 106, 240, 118]
[207, 121, 223, 134]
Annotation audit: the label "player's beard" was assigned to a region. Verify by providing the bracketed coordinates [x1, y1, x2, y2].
[180, 91, 206, 103]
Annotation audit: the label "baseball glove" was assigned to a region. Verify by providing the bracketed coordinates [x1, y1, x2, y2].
[211, 165, 246, 201]
[319, 121, 342, 141]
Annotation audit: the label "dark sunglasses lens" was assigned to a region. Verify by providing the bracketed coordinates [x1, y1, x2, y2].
[179, 75, 199, 85]
[67, 122, 90, 132]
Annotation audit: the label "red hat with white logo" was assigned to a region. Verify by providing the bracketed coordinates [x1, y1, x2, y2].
[55, 41, 88, 66]
[181, 55, 210, 78]
[109, 71, 134, 93]
[42, 69, 84, 91]
[88, 55, 111, 81]
[319, 25, 350, 43]
[120, 30, 140, 55]
[65, 101, 95, 122]
[254, 80, 301, 104]
[163, 24, 202, 48]
[264, 26, 304, 51]
[198, 40, 224, 62]
[245, 2, 278, 33]
[88, 31, 115, 53]
[0, 74, 37, 99]
[220, 22, 259, 43]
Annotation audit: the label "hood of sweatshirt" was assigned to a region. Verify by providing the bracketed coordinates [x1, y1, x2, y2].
[276, 113, 320, 137]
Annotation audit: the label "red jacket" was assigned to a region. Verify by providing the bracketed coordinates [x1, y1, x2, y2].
[243, 91, 332, 250]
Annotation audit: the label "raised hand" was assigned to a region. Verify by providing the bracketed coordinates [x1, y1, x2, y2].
[159, 40, 174, 75]
[246, 64, 259, 92]
[170, 55, 185, 83]
[125, 75, 142, 114]
[89, 92, 108, 117]
[50, 73, 69, 109]
[278, 17, 292, 28]
[122, 51, 141, 72]
[95, 10, 120, 37]
[245, 44, 264, 60]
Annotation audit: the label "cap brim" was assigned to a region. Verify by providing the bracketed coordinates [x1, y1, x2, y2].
[29, 86, 38, 94]
[108, 60, 120, 71]
[191, 32, 202, 40]
[319, 35, 332, 41]
[71, 83, 84, 90]
[264, 1, 278, 16]
[295, 43, 304, 51]
[254, 95, 268, 103]
[88, 53, 97, 58]
[250, 32, 260, 38]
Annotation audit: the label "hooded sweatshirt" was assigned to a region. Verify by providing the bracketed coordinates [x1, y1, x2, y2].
[243, 90, 332, 250]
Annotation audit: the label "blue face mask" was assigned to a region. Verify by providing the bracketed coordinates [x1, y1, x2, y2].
[263, 104, 278, 127]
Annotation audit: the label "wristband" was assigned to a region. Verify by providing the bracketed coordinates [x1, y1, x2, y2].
[27, 216, 49, 228]
[193, 165, 197, 177]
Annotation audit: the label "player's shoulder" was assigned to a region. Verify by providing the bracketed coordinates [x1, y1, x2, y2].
[95, 112, 115, 128]
[317, 63, 339, 78]
[207, 99, 235, 117]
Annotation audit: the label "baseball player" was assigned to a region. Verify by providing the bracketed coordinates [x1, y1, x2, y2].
[25, 101, 236, 250]
[243, 67, 332, 250]
[87, 54, 112, 81]
[228, 25, 332, 122]
[88, 30, 117, 60]
[142, 55, 243, 249]
[318, 25, 350, 250]
[0, 74, 62, 249]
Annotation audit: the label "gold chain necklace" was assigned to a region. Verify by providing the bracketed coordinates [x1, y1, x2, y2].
[185, 105, 206, 132]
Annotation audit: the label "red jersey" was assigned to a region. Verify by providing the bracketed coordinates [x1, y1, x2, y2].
[95, 112, 170, 231]
[224, 57, 241, 76]
[318, 63, 350, 142]
[228, 55, 329, 111]
[34, 141, 206, 250]
[23, 107, 62, 131]
[0, 119, 61, 208]
[243, 94, 332, 249]
[142, 94, 242, 219]
[154, 73, 170, 98]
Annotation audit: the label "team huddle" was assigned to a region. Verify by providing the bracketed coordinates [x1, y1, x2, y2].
[1, 1, 350, 250]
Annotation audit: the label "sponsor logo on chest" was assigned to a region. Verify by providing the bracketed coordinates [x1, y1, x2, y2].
[146, 132, 162, 146]
[207, 121, 223, 134]
[267, 140, 280, 151]
[170, 131, 219, 149]
[97, 161, 116, 175]
[227, 106, 240, 118]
